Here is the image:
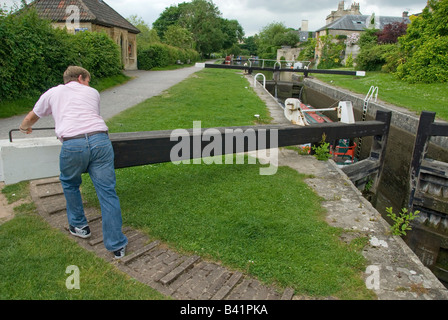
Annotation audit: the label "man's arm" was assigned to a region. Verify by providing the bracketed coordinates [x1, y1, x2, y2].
[20, 111, 40, 134]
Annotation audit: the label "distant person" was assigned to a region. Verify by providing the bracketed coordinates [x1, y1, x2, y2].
[19, 66, 127, 259]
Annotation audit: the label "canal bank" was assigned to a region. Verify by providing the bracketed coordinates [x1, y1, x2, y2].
[247, 72, 448, 299]
[304, 77, 448, 287]
[250, 72, 448, 290]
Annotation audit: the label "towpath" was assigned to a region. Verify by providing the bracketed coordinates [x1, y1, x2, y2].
[0, 66, 202, 140]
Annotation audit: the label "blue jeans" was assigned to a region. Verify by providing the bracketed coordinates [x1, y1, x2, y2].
[59, 133, 127, 252]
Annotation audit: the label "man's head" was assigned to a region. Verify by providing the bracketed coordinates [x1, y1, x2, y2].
[63, 66, 91, 85]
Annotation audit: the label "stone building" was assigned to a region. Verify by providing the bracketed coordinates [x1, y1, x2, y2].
[325, 1, 361, 24]
[314, 2, 411, 66]
[29, 0, 140, 70]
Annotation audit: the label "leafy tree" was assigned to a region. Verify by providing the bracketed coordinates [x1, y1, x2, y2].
[164, 25, 193, 49]
[220, 18, 244, 51]
[316, 34, 345, 69]
[355, 23, 407, 72]
[357, 28, 378, 49]
[178, 0, 224, 56]
[127, 14, 160, 47]
[240, 35, 258, 56]
[152, 4, 186, 40]
[154, 0, 242, 57]
[297, 38, 316, 61]
[256, 22, 298, 59]
[377, 22, 408, 44]
[356, 44, 397, 71]
[396, 0, 448, 83]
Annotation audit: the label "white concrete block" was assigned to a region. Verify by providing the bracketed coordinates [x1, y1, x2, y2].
[0, 138, 61, 185]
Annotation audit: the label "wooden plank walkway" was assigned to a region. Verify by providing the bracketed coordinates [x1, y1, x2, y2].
[29, 177, 313, 301]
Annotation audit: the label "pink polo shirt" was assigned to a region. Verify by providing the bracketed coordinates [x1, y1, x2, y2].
[33, 81, 108, 139]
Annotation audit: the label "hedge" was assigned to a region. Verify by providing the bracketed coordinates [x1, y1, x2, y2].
[0, 8, 122, 101]
[138, 43, 200, 70]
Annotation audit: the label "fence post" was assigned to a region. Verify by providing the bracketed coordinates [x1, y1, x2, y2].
[369, 110, 391, 198]
[407, 111, 436, 211]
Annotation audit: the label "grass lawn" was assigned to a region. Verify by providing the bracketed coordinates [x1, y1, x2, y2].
[82, 68, 375, 299]
[312, 70, 448, 121]
[1, 68, 375, 300]
[0, 184, 168, 300]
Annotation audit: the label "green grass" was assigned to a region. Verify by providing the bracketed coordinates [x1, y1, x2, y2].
[0, 196, 167, 300]
[90, 72, 132, 92]
[1, 68, 375, 299]
[312, 70, 448, 121]
[0, 73, 131, 119]
[107, 68, 271, 133]
[82, 68, 375, 299]
[83, 160, 372, 299]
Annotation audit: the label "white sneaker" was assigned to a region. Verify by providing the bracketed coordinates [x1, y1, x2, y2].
[69, 225, 91, 238]
[113, 246, 126, 259]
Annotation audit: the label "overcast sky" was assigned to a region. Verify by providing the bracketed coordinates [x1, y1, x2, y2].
[2, 0, 428, 36]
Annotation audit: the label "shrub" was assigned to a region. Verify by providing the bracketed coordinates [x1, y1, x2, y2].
[355, 44, 397, 71]
[72, 31, 122, 79]
[0, 8, 73, 99]
[316, 35, 345, 69]
[396, 35, 448, 83]
[395, 0, 448, 83]
[138, 43, 200, 70]
[0, 7, 122, 100]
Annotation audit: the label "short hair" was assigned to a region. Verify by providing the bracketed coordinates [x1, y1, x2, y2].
[63, 66, 91, 84]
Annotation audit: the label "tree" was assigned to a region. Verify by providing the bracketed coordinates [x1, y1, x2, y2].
[377, 22, 408, 44]
[256, 22, 297, 59]
[178, 0, 224, 56]
[154, 0, 242, 57]
[152, 4, 186, 40]
[127, 15, 160, 48]
[316, 34, 345, 69]
[220, 18, 244, 51]
[240, 36, 258, 55]
[297, 38, 316, 61]
[396, 0, 448, 83]
[164, 25, 193, 49]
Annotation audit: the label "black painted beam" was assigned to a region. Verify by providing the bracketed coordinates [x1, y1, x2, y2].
[203, 63, 365, 76]
[110, 120, 388, 169]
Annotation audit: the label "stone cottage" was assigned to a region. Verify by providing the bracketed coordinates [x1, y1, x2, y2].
[29, 0, 140, 70]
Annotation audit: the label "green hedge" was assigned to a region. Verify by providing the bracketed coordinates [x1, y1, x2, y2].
[0, 8, 121, 100]
[396, 35, 448, 83]
[138, 43, 200, 70]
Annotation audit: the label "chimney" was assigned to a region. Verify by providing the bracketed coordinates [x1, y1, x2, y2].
[301, 20, 309, 32]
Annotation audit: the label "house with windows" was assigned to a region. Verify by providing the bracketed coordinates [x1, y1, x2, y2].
[29, 0, 140, 70]
[314, 1, 411, 65]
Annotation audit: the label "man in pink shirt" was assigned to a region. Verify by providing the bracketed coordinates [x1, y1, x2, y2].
[20, 66, 127, 259]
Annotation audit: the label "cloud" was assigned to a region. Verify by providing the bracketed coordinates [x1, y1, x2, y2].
[2, 0, 428, 36]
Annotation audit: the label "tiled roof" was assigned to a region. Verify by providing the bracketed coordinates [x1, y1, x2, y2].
[29, 0, 140, 33]
[316, 14, 411, 32]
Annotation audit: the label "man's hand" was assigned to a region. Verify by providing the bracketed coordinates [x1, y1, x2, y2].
[19, 126, 32, 134]
[20, 111, 40, 134]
